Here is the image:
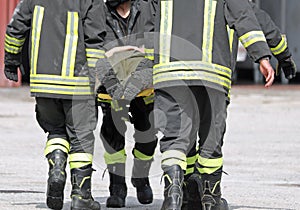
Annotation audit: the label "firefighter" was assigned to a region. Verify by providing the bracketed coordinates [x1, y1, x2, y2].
[95, 0, 158, 208]
[154, 0, 276, 209]
[182, 2, 297, 209]
[4, 0, 106, 209]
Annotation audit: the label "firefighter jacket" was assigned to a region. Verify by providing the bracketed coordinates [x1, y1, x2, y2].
[153, 0, 272, 96]
[4, 0, 106, 99]
[229, 2, 292, 71]
[103, 0, 156, 60]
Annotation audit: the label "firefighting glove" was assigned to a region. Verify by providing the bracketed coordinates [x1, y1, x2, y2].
[123, 68, 153, 101]
[276, 57, 297, 79]
[4, 65, 24, 82]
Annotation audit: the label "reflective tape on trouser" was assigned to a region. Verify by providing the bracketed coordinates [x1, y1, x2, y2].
[185, 154, 198, 175]
[161, 150, 187, 171]
[133, 149, 153, 161]
[69, 153, 93, 169]
[104, 149, 126, 165]
[196, 156, 223, 174]
[44, 138, 70, 156]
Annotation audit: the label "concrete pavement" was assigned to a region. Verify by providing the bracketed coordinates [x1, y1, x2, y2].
[0, 85, 300, 210]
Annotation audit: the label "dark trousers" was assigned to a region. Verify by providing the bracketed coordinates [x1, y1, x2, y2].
[100, 97, 158, 157]
[35, 97, 97, 155]
[154, 86, 227, 168]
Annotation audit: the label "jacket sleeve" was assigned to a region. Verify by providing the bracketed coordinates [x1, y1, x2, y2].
[4, 0, 32, 66]
[224, 0, 272, 62]
[250, 3, 291, 61]
[83, 0, 106, 68]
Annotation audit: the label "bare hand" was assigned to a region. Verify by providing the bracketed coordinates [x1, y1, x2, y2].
[259, 58, 275, 88]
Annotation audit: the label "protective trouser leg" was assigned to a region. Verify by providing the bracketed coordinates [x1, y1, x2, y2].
[70, 165, 100, 210]
[161, 165, 184, 210]
[106, 163, 127, 208]
[46, 149, 68, 210]
[131, 156, 154, 204]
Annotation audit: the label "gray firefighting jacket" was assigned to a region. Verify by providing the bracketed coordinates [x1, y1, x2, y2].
[4, 0, 106, 99]
[154, 0, 272, 96]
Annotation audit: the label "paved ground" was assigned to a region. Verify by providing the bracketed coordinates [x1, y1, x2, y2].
[0, 85, 300, 210]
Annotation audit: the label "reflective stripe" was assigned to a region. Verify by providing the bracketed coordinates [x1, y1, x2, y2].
[87, 58, 98, 67]
[161, 158, 187, 170]
[86, 48, 105, 58]
[69, 153, 93, 162]
[62, 12, 79, 77]
[133, 149, 153, 161]
[162, 150, 186, 162]
[239, 31, 266, 48]
[5, 34, 26, 46]
[30, 83, 92, 95]
[197, 166, 221, 174]
[153, 70, 231, 89]
[44, 145, 69, 156]
[46, 138, 70, 149]
[185, 167, 194, 175]
[198, 156, 223, 167]
[69, 162, 91, 169]
[79, 176, 91, 188]
[31, 6, 44, 75]
[4, 44, 22, 54]
[159, 0, 173, 63]
[104, 149, 126, 165]
[271, 35, 287, 55]
[202, 0, 217, 62]
[111, 100, 123, 111]
[153, 61, 231, 77]
[144, 48, 154, 60]
[143, 94, 154, 105]
[44, 138, 70, 156]
[227, 25, 235, 53]
[186, 154, 198, 165]
[31, 74, 90, 86]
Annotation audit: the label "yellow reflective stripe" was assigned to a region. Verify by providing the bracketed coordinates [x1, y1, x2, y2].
[44, 145, 69, 156]
[161, 158, 187, 170]
[198, 156, 223, 167]
[30, 83, 93, 95]
[187, 154, 198, 165]
[98, 93, 112, 100]
[144, 48, 154, 60]
[185, 167, 194, 175]
[86, 48, 105, 58]
[79, 176, 91, 188]
[31, 6, 44, 75]
[162, 150, 186, 162]
[69, 153, 93, 162]
[197, 166, 221, 174]
[62, 12, 79, 77]
[202, 0, 217, 62]
[153, 70, 231, 89]
[159, 0, 173, 63]
[87, 58, 98, 67]
[4, 44, 22, 54]
[143, 94, 154, 105]
[227, 25, 235, 53]
[104, 149, 126, 165]
[133, 149, 153, 161]
[154, 61, 231, 77]
[69, 162, 91, 169]
[271, 35, 287, 55]
[5, 34, 25, 46]
[138, 88, 154, 97]
[46, 138, 70, 149]
[239, 31, 266, 48]
[30, 74, 90, 86]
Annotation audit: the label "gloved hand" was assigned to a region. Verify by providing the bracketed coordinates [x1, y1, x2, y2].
[277, 57, 297, 79]
[123, 68, 153, 101]
[106, 82, 124, 100]
[4, 65, 23, 82]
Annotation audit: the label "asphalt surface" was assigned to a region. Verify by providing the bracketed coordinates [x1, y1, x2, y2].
[0, 85, 300, 210]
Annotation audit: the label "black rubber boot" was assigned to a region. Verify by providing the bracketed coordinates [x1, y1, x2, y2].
[201, 173, 229, 210]
[70, 166, 101, 210]
[181, 173, 203, 210]
[46, 149, 67, 210]
[131, 158, 153, 204]
[106, 163, 127, 208]
[161, 165, 184, 210]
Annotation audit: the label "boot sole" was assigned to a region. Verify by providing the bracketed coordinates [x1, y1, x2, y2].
[47, 181, 65, 210]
